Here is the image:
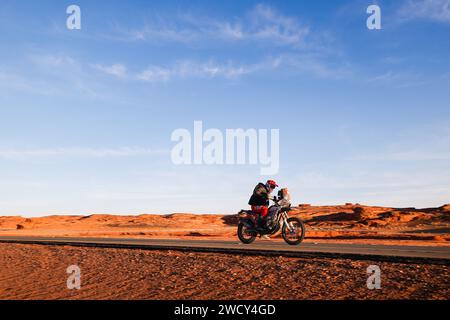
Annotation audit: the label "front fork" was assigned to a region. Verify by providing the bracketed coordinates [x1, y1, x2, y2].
[282, 212, 294, 232]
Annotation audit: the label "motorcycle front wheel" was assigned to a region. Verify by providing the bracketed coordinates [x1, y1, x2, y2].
[237, 222, 257, 244]
[282, 217, 305, 245]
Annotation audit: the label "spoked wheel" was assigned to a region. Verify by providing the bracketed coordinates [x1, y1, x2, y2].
[237, 222, 257, 244]
[282, 217, 305, 245]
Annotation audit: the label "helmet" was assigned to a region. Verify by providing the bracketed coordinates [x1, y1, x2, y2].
[266, 180, 279, 189]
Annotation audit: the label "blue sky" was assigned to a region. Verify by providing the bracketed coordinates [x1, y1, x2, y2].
[0, 0, 449, 216]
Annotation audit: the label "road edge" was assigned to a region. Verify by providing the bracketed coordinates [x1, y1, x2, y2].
[0, 238, 448, 265]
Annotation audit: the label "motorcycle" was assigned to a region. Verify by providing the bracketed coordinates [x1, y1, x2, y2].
[237, 188, 305, 245]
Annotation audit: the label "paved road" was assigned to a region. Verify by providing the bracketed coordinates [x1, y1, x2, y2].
[0, 236, 449, 264]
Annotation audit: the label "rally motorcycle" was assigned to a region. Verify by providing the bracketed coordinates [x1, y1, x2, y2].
[237, 188, 305, 245]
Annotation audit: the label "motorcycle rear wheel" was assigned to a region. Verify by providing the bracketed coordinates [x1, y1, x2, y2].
[237, 222, 257, 244]
[282, 217, 305, 245]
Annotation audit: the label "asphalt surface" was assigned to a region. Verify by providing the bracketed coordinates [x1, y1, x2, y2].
[0, 236, 449, 264]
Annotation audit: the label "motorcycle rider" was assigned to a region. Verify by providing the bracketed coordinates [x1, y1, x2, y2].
[248, 180, 278, 230]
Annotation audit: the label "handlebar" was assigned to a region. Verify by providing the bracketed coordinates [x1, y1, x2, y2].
[270, 197, 280, 203]
[270, 197, 292, 209]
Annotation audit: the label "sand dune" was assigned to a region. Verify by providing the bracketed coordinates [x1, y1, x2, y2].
[1, 204, 449, 246]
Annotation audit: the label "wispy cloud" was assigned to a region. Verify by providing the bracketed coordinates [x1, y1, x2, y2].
[0, 147, 169, 160]
[96, 55, 352, 83]
[92, 60, 261, 82]
[277, 54, 353, 80]
[137, 59, 263, 82]
[366, 71, 428, 88]
[0, 54, 129, 101]
[247, 4, 310, 46]
[114, 4, 311, 48]
[30, 54, 76, 67]
[0, 70, 61, 96]
[398, 0, 450, 23]
[93, 64, 128, 78]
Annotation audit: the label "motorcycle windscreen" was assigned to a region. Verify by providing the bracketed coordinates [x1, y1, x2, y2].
[279, 188, 291, 206]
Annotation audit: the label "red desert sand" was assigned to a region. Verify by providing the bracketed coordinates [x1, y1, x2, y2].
[0, 243, 449, 300]
[0, 204, 449, 300]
